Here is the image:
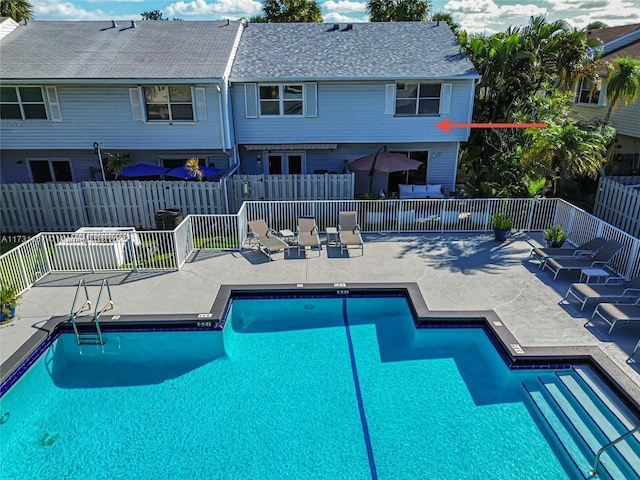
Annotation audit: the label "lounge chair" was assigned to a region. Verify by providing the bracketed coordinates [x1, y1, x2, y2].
[338, 211, 363, 255]
[247, 219, 288, 260]
[529, 237, 607, 268]
[297, 216, 321, 256]
[562, 276, 640, 311]
[590, 298, 640, 334]
[542, 240, 624, 280]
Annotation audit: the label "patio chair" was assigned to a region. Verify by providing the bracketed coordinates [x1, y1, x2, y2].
[528, 237, 607, 268]
[247, 219, 288, 261]
[338, 211, 364, 255]
[562, 276, 640, 311]
[542, 240, 624, 280]
[296, 216, 321, 256]
[590, 297, 640, 334]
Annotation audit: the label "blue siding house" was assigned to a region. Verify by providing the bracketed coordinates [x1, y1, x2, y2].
[0, 19, 243, 183]
[0, 19, 480, 195]
[230, 22, 480, 194]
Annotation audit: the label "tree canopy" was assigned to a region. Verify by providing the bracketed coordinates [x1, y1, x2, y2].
[457, 15, 612, 198]
[367, 0, 429, 22]
[260, 0, 322, 23]
[1, 0, 33, 22]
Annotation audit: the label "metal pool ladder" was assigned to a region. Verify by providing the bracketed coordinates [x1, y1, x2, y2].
[588, 424, 640, 477]
[70, 279, 114, 346]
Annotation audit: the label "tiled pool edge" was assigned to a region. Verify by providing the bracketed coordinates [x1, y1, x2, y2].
[2, 282, 639, 414]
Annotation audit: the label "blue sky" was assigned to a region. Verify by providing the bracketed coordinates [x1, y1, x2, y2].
[30, 0, 640, 34]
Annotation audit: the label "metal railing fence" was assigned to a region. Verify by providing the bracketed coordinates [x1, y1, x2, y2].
[2, 197, 639, 295]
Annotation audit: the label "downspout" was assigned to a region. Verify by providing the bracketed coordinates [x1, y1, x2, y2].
[217, 83, 230, 160]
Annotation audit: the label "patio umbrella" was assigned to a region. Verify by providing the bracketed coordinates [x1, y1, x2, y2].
[349, 148, 422, 194]
[119, 163, 170, 178]
[165, 165, 221, 180]
[348, 151, 422, 173]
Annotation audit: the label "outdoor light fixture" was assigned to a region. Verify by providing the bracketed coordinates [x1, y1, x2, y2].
[242, 181, 250, 196]
[256, 154, 262, 167]
[93, 142, 107, 181]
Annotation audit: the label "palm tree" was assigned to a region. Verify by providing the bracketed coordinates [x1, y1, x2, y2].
[367, 0, 429, 22]
[603, 57, 640, 126]
[185, 157, 203, 181]
[262, 0, 322, 23]
[521, 122, 607, 195]
[104, 151, 131, 180]
[0, 0, 33, 22]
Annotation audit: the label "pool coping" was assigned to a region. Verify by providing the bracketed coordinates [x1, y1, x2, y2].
[2, 282, 639, 414]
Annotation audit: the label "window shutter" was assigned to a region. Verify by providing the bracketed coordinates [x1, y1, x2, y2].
[384, 84, 395, 115]
[129, 88, 144, 121]
[244, 83, 258, 118]
[439, 83, 452, 115]
[304, 82, 318, 117]
[195, 87, 207, 121]
[45, 86, 62, 122]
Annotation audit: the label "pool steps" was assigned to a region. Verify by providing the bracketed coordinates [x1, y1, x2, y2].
[523, 369, 640, 480]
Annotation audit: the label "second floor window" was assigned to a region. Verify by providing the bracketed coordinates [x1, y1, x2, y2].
[395, 83, 441, 115]
[576, 77, 600, 105]
[143, 86, 194, 121]
[0, 86, 47, 120]
[259, 85, 303, 116]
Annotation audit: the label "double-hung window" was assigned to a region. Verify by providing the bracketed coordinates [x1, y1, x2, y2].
[259, 85, 303, 116]
[143, 85, 194, 121]
[0, 86, 48, 120]
[395, 83, 441, 115]
[576, 77, 600, 105]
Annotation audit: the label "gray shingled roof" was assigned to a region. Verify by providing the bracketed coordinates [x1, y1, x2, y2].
[0, 21, 242, 81]
[231, 22, 479, 81]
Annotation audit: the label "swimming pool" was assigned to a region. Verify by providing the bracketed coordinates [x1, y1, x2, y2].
[1, 295, 638, 479]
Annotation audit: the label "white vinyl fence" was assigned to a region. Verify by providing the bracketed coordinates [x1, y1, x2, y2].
[0, 174, 355, 233]
[2, 198, 640, 296]
[594, 176, 640, 238]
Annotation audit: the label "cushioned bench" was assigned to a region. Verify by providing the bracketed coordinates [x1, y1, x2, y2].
[399, 184, 445, 199]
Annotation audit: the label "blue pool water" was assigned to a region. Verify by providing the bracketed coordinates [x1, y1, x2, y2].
[1, 296, 574, 479]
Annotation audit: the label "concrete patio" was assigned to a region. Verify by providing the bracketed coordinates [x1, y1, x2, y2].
[2, 231, 640, 401]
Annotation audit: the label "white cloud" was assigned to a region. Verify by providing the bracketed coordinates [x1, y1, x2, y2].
[443, 0, 547, 34]
[323, 1, 367, 13]
[32, 0, 106, 20]
[323, 12, 366, 22]
[166, 0, 262, 17]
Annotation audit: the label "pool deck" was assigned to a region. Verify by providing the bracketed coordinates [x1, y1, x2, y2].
[2, 231, 640, 402]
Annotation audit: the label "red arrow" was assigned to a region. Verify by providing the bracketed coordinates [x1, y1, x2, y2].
[436, 118, 547, 133]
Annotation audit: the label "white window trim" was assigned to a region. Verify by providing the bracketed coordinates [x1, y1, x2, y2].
[27, 157, 73, 183]
[394, 82, 442, 116]
[575, 77, 602, 106]
[1, 85, 49, 121]
[142, 85, 197, 123]
[258, 84, 304, 118]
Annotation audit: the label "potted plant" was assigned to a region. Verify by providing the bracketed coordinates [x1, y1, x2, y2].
[491, 212, 512, 242]
[544, 224, 568, 248]
[0, 284, 20, 324]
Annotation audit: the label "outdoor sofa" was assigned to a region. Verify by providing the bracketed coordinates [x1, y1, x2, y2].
[398, 184, 445, 199]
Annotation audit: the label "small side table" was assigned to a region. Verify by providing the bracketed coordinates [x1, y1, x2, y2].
[279, 229, 296, 244]
[326, 227, 339, 247]
[580, 268, 610, 284]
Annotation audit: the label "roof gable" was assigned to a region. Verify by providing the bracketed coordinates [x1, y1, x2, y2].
[230, 22, 479, 81]
[0, 20, 243, 81]
[588, 23, 640, 60]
